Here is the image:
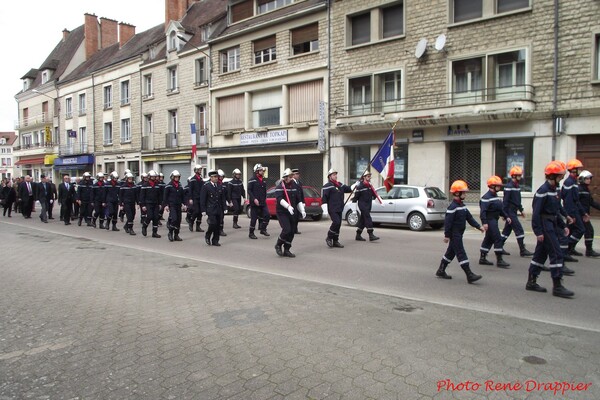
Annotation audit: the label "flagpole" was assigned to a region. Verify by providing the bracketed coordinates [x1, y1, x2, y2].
[342, 119, 399, 207]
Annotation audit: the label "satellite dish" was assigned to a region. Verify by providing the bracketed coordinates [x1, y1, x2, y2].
[415, 38, 427, 59]
[435, 34, 446, 51]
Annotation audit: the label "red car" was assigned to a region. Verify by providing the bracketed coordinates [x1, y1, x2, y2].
[245, 186, 323, 220]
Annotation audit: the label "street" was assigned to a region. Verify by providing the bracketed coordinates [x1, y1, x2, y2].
[1, 215, 599, 399]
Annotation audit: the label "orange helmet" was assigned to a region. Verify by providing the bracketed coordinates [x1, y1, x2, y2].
[544, 161, 566, 175]
[509, 166, 523, 176]
[450, 180, 469, 193]
[487, 176, 503, 187]
[566, 159, 583, 171]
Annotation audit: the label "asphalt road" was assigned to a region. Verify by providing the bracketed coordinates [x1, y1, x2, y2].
[3, 213, 599, 333]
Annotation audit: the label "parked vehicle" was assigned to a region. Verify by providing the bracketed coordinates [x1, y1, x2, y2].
[343, 185, 449, 231]
[245, 186, 323, 220]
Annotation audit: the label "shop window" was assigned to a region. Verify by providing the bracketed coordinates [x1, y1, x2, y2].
[494, 138, 533, 192]
[394, 144, 408, 184]
[348, 145, 371, 182]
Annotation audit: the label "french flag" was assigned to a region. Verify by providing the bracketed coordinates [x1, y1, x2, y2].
[371, 130, 395, 192]
[190, 123, 197, 162]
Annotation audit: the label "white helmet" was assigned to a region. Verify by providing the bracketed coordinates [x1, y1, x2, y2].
[83, 172, 91, 178]
[124, 169, 131, 175]
[253, 163, 264, 172]
[125, 172, 134, 179]
[193, 164, 202, 172]
[281, 168, 293, 178]
[97, 172, 105, 178]
[362, 170, 372, 177]
[218, 169, 225, 177]
[141, 172, 148, 178]
[579, 170, 593, 181]
[148, 170, 158, 177]
[327, 168, 337, 177]
[159, 172, 164, 178]
[111, 171, 119, 179]
[233, 168, 241, 175]
[170, 170, 181, 179]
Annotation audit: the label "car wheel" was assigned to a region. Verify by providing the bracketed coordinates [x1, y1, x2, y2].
[346, 210, 359, 227]
[430, 223, 443, 230]
[311, 214, 322, 221]
[408, 212, 426, 231]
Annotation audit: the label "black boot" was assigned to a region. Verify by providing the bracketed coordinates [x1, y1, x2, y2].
[333, 240, 344, 248]
[78, 217, 83, 226]
[189, 220, 194, 232]
[233, 216, 241, 229]
[461, 265, 482, 283]
[99, 219, 105, 229]
[112, 222, 119, 231]
[152, 227, 161, 238]
[249, 230, 258, 239]
[124, 224, 130, 234]
[174, 230, 182, 241]
[436, 261, 452, 279]
[275, 241, 283, 256]
[568, 243, 583, 256]
[260, 229, 270, 237]
[552, 277, 574, 298]
[168, 229, 174, 242]
[325, 237, 333, 248]
[368, 229, 379, 241]
[355, 229, 366, 241]
[283, 247, 296, 258]
[129, 226, 136, 236]
[563, 251, 578, 262]
[518, 239, 533, 257]
[479, 252, 493, 265]
[526, 273, 547, 292]
[585, 247, 600, 257]
[196, 221, 204, 232]
[500, 248, 511, 256]
[142, 224, 148, 237]
[496, 254, 510, 269]
[561, 264, 575, 276]
[220, 229, 227, 237]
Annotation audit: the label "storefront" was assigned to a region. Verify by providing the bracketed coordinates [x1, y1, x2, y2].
[142, 154, 195, 181]
[53, 155, 95, 179]
[14, 156, 46, 180]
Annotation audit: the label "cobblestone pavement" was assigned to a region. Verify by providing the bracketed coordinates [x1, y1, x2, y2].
[0, 223, 599, 399]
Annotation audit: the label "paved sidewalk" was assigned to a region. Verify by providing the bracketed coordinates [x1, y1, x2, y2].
[0, 223, 599, 399]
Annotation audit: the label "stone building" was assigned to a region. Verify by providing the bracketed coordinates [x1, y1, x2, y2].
[0, 132, 17, 180]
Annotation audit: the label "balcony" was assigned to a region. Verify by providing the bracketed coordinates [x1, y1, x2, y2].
[59, 141, 88, 156]
[166, 133, 178, 149]
[196, 129, 208, 146]
[333, 85, 536, 131]
[14, 112, 51, 129]
[13, 142, 57, 152]
[142, 135, 154, 151]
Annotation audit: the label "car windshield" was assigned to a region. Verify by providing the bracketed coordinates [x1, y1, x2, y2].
[303, 187, 319, 198]
[425, 187, 447, 200]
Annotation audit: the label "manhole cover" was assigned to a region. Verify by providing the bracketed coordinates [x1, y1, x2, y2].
[522, 355, 547, 365]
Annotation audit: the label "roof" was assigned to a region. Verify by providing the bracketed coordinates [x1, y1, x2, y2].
[0, 132, 17, 146]
[60, 23, 165, 85]
[180, 0, 228, 51]
[213, 0, 325, 41]
[20, 69, 39, 80]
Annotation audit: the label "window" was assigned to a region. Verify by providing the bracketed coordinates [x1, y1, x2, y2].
[252, 89, 282, 128]
[451, 0, 530, 23]
[348, 145, 370, 181]
[195, 58, 207, 85]
[143, 74, 153, 98]
[348, 3, 404, 46]
[378, 71, 402, 112]
[257, 0, 293, 15]
[23, 80, 29, 91]
[168, 110, 178, 133]
[23, 108, 29, 126]
[218, 94, 245, 131]
[42, 71, 49, 84]
[289, 80, 323, 123]
[121, 119, 131, 143]
[349, 76, 371, 115]
[494, 138, 533, 192]
[394, 144, 408, 184]
[594, 33, 600, 81]
[42, 102, 48, 121]
[167, 67, 178, 92]
[292, 24, 319, 55]
[144, 114, 153, 134]
[254, 36, 276, 65]
[196, 105, 207, 145]
[79, 127, 87, 144]
[231, 0, 253, 23]
[104, 86, 112, 109]
[103, 122, 113, 145]
[351, 13, 370, 45]
[220, 47, 240, 73]
[120, 80, 130, 105]
[78, 94, 86, 115]
[168, 31, 179, 51]
[65, 98, 73, 119]
[451, 49, 528, 104]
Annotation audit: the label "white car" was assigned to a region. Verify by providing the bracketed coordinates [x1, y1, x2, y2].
[343, 185, 449, 231]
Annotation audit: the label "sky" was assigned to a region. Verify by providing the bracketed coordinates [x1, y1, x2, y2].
[0, 0, 165, 133]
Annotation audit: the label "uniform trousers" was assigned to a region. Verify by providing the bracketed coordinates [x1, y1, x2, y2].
[529, 219, 563, 279]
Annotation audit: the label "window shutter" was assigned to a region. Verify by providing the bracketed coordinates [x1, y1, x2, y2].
[253, 36, 276, 53]
[231, 0, 253, 23]
[289, 80, 323, 123]
[292, 23, 318, 46]
[219, 94, 245, 131]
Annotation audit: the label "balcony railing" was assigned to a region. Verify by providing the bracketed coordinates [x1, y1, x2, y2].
[196, 129, 208, 146]
[13, 142, 57, 152]
[59, 141, 88, 156]
[14, 112, 50, 129]
[334, 85, 535, 117]
[166, 132, 178, 148]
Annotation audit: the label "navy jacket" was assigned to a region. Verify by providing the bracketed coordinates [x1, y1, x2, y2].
[76, 179, 94, 202]
[532, 181, 565, 237]
[352, 181, 376, 212]
[119, 182, 138, 204]
[578, 183, 600, 214]
[163, 180, 186, 208]
[227, 177, 246, 201]
[479, 190, 506, 224]
[444, 199, 481, 238]
[561, 175, 585, 217]
[200, 181, 226, 217]
[322, 180, 352, 213]
[502, 180, 523, 214]
[274, 181, 300, 214]
[248, 175, 268, 205]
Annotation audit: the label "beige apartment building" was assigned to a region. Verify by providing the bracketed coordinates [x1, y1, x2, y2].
[329, 0, 600, 206]
[208, 0, 328, 187]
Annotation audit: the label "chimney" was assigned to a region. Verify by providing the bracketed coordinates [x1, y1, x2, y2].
[62, 29, 70, 42]
[84, 13, 99, 60]
[165, 0, 192, 28]
[100, 17, 118, 48]
[119, 22, 136, 47]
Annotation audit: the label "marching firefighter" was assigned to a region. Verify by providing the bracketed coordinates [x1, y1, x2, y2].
[105, 171, 121, 231]
[118, 169, 131, 222]
[561, 159, 588, 257]
[274, 168, 304, 257]
[139, 170, 162, 238]
[248, 163, 270, 239]
[291, 168, 305, 234]
[138, 172, 148, 226]
[353, 170, 380, 242]
[201, 170, 226, 246]
[578, 170, 600, 257]
[500, 166, 533, 257]
[163, 170, 186, 242]
[157, 172, 166, 225]
[188, 165, 205, 232]
[76, 172, 94, 226]
[217, 169, 227, 237]
[321, 168, 353, 248]
[525, 161, 574, 298]
[227, 168, 245, 229]
[119, 172, 138, 235]
[91, 172, 107, 228]
[436, 180, 484, 283]
[479, 176, 512, 268]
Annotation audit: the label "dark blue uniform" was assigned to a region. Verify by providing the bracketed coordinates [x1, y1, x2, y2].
[105, 180, 121, 230]
[227, 177, 245, 228]
[274, 180, 301, 255]
[352, 181, 377, 239]
[200, 180, 226, 245]
[91, 180, 107, 228]
[501, 180, 524, 241]
[76, 179, 94, 226]
[578, 182, 600, 254]
[480, 190, 507, 256]
[188, 174, 204, 231]
[119, 181, 138, 234]
[248, 174, 270, 235]
[163, 179, 186, 240]
[322, 179, 352, 245]
[561, 174, 586, 248]
[442, 199, 482, 269]
[139, 180, 162, 237]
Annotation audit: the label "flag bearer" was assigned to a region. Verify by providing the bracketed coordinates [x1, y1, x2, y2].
[163, 170, 186, 242]
[479, 176, 512, 268]
[353, 170, 380, 242]
[500, 166, 533, 256]
[321, 169, 353, 248]
[436, 180, 484, 283]
[274, 168, 304, 257]
[578, 170, 600, 257]
[526, 161, 574, 298]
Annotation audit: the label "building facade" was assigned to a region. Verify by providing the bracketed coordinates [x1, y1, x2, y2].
[0, 132, 17, 180]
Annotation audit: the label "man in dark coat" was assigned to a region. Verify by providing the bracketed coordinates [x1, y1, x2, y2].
[18, 175, 35, 218]
[35, 174, 51, 223]
[200, 170, 226, 246]
[58, 174, 76, 225]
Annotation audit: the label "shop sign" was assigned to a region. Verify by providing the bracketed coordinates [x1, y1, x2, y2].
[240, 130, 288, 145]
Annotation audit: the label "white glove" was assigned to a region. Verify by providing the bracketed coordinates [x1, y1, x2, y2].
[49, 199, 54, 204]
[351, 181, 359, 190]
[298, 202, 307, 219]
[202, 211, 207, 217]
[287, 206, 294, 215]
[227, 201, 233, 207]
[321, 203, 328, 218]
[224, 209, 228, 214]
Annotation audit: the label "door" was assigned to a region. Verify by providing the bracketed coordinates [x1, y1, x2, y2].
[577, 135, 600, 216]
[449, 141, 481, 203]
